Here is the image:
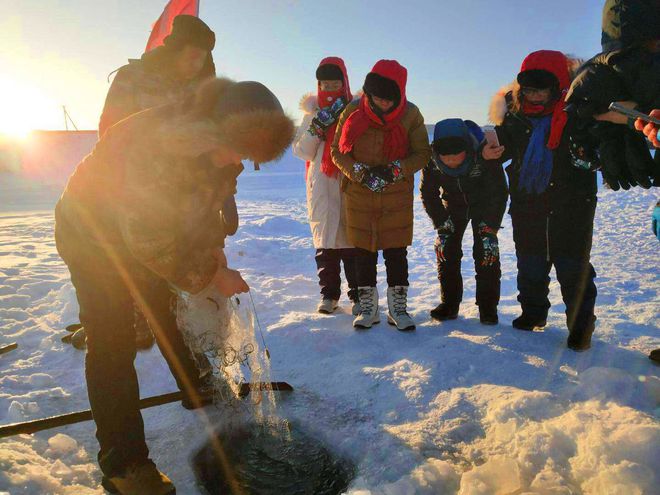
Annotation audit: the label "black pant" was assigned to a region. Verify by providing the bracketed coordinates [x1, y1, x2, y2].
[315, 248, 359, 301]
[354, 247, 408, 287]
[435, 219, 501, 307]
[516, 254, 597, 331]
[55, 217, 204, 477]
[512, 206, 597, 331]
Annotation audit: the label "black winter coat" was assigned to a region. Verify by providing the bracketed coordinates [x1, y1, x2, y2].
[420, 159, 508, 230]
[495, 94, 598, 216]
[494, 95, 598, 259]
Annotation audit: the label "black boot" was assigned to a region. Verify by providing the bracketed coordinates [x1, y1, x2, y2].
[512, 313, 547, 331]
[649, 349, 660, 364]
[479, 306, 498, 325]
[430, 303, 459, 321]
[567, 315, 596, 352]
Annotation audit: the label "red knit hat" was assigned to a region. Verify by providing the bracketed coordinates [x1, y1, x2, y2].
[517, 50, 570, 150]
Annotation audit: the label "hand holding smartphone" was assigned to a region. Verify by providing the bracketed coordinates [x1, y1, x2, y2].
[608, 103, 660, 125]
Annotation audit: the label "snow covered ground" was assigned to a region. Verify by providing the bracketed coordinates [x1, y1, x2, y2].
[0, 150, 658, 495]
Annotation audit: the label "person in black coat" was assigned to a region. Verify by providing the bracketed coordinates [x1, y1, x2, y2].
[483, 50, 600, 351]
[565, 0, 659, 190]
[421, 119, 508, 324]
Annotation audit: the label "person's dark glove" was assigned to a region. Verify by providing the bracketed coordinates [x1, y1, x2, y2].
[477, 222, 499, 267]
[434, 218, 455, 263]
[565, 62, 627, 122]
[354, 160, 403, 193]
[307, 97, 346, 139]
[591, 124, 635, 190]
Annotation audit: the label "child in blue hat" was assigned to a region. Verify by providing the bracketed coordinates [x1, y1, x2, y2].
[420, 119, 508, 324]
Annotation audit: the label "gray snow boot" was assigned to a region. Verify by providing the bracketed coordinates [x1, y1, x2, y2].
[353, 287, 380, 329]
[317, 298, 339, 314]
[387, 286, 415, 331]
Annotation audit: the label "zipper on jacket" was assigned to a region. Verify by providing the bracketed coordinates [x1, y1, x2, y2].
[457, 178, 469, 220]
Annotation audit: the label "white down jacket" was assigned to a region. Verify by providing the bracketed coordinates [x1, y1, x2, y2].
[292, 94, 352, 249]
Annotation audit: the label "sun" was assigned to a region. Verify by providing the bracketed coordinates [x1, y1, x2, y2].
[0, 76, 58, 139]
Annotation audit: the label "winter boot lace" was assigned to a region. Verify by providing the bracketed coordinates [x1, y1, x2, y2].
[353, 287, 379, 329]
[104, 461, 175, 495]
[430, 303, 459, 321]
[387, 286, 415, 331]
[317, 298, 339, 314]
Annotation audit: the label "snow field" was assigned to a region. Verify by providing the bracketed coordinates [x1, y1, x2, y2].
[0, 159, 658, 494]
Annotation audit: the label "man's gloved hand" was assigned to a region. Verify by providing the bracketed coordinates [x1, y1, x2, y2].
[434, 218, 455, 264]
[478, 222, 499, 267]
[653, 201, 660, 242]
[592, 124, 637, 191]
[307, 97, 346, 139]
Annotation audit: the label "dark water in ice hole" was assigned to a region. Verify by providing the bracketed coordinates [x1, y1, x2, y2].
[192, 419, 356, 495]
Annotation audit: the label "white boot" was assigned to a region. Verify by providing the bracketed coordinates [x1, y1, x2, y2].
[317, 298, 339, 314]
[351, 300, 361, 316]
[353, 287, 380, 328]
[387, 286, 415, 331]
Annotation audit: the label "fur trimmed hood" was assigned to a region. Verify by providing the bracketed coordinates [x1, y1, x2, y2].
[164, 77, 295, 163]
[299, 93, 318, 115]
[488, 54, 584, 125]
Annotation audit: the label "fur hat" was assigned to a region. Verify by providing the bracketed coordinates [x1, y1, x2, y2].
[164, 15, 215, 52]
[363, 72, 401, 105]
[189, 78, 295, 163]
[517, 69, 559, 90]
[601, 0, 660, 52]
[316, 64, 344, 81]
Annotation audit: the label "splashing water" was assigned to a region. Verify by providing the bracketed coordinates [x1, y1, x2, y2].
[176, 286, 356, 494]
[176, 286, 279, 424]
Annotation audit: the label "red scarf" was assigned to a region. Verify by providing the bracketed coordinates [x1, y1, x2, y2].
[338, 60, 409, 163]
[305, 57, 352, 179]
[338, 96, 409, 161]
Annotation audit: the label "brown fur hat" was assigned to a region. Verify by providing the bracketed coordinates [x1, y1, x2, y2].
[190, 78, 295, 163]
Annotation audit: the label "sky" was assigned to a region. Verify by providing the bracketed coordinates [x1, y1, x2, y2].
[0, 0, 605, 135]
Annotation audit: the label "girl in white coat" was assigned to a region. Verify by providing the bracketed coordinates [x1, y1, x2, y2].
[293, 57, 359, 315]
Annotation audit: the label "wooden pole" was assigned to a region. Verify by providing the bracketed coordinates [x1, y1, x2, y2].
[0, 382, 293, 438]
[0, 342, 18, 355]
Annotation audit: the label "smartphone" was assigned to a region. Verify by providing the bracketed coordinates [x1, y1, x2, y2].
[609, 103, 660, 125]
[483, 126, 500, 147]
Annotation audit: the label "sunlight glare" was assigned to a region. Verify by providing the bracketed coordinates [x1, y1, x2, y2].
[0, 77, 59, 139]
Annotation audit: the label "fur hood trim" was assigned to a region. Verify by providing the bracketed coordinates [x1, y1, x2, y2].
[161, 77, 295, 163]
[487, 54, 584, 125]
[158, 117, 222, 157]
[216, 109, 295, 163]
[299, 93, 318, 114]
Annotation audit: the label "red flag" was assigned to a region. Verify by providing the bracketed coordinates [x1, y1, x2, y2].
[145, 0, 199, 52]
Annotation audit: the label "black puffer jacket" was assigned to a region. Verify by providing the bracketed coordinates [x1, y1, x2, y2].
[494, 91, 598, 216]
[420, 159, 508, 230]
[566, 46, 660, 118]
